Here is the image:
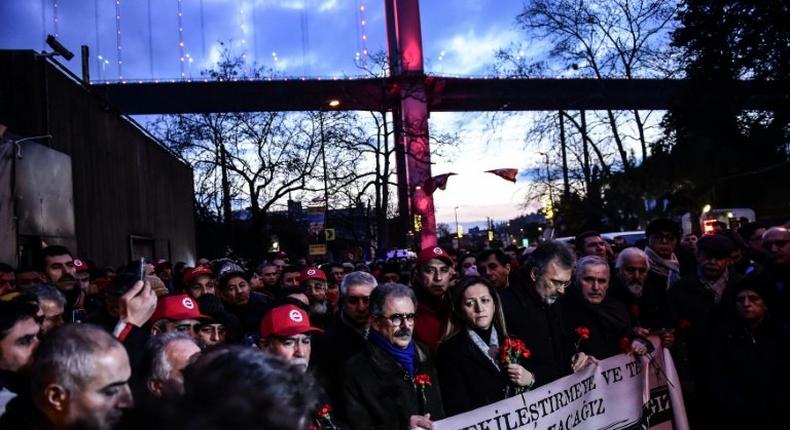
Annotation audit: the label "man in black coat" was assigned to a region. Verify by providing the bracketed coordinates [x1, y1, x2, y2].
[343, 283, 444, 430]
[312, 271, 377, 419]
[562, 256, 649, 360]
[501, 241, 594, 388]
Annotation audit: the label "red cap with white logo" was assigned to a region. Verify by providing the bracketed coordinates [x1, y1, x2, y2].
[259, 304, 323, 339]
[300, 267, 327, 282]
[73, 258, 90, 273]
[416, 246, 453, 266]
[150, 294, 211, 322]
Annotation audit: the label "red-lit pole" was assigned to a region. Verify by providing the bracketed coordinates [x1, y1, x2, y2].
[384, 0, 437, 250]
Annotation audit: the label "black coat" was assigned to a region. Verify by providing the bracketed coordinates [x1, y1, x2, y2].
[222, 291, 273, 340]
[705, 317, 790, 428]
[436, 329, 511, 416]
[343, 340, 444, 430]
[312, 313, 368, 420]
[561, 287, 634, 360]
[609, 274, 671, 330]
[500, 284, 573, 387]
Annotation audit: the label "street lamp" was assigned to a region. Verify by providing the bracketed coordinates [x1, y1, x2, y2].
[454, 206, 461, 239]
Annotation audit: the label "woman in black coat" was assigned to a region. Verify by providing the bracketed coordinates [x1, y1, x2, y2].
[704, 276, 790, 428]
[436, 277, 534, 416]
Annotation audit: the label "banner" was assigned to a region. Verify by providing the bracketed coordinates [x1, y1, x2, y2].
[434, 342, 688, 430]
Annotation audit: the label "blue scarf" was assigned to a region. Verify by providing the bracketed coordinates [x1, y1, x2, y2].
[369, 330, 416, 377]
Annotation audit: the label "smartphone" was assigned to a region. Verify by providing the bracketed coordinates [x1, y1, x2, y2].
[139, 257, 146, 283]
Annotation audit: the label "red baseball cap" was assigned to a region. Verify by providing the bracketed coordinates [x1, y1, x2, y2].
[300, 267, 327, 282]
[417, 246, 453, 266]
[73, 258, 90, 273]
[150, 294, 211, 322]
[184, 266, 214, 284]
[259, 304, 323, 339]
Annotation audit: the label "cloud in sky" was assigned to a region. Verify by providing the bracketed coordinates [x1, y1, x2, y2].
[0, 0, 543, 225]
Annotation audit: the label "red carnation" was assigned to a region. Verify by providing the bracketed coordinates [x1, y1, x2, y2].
[619, 336, 631, 354]
[575, 326, 591, 340]
[678, 319, 692, 330]
[317, 404, 332, 418]
[414, 373, 432, 386]
[499, 338, 530, 364]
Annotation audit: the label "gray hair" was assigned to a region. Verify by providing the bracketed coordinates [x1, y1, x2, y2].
[368, 283, 416, 317]
[31, 324, 123, 400]
[575, 255, 610, 283]
[615, 247, 650, 270]
[525, 240, 576, 278]
[24, 283, 66, 308]
[141, 332, 196, 385]
[340, 271, 377, 296]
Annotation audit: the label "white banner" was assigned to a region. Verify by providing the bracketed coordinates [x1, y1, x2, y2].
[434, 341, 689, 430]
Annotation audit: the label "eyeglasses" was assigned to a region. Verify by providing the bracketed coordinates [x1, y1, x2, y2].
[548, 278, 571, 289]
[346, 296, 369, 305]
[380, 313, 416, 326]
[0, 279, 15, 287]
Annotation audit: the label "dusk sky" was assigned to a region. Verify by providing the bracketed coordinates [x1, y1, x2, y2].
[0, 0, 553, 228]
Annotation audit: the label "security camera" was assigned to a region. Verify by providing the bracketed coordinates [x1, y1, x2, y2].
[45, 35, 74, 61]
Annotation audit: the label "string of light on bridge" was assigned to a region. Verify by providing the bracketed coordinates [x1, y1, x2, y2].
[356, 1, 369, 66]
[52, 0, 59, 38]
[115, 0, 123, 79]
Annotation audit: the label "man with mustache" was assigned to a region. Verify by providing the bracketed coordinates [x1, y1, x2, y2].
[259, 304, 323, 373]
[38, 246, 85, 323]
[501, 241, 595, 388]
[0, 324, 134, 430]
[562, 256, 649, 359]
[343, 283, 444, 430]
[412, 247, 454, 352]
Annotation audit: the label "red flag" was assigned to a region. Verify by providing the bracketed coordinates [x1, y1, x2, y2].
[421, 173, 457, 195]
[485, 168, 518, 183]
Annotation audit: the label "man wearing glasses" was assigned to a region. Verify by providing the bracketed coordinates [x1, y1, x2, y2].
[149, 294, 212, 343]
[312, 271, 377, 419]
[502, 240, 594, 388]
[343, 283, 444, 430]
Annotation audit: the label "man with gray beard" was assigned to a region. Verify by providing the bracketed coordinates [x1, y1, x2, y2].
[611, 247, 673, 345]
[300, 267, 335, 329]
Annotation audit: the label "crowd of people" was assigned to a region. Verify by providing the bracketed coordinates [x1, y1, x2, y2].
[0, 219, 788, 429]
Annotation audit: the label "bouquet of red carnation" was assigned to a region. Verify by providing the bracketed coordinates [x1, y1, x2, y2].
[312, 403, 338, 430]
[414, 373, 432, 414]
[499, 338, 532, 364]
[499, 337, 532, 395]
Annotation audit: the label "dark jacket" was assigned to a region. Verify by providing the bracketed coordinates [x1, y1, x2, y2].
[561, 286, 635, 359]
[312, 312, 368, 420]
[500, 283, 573, 387]
[343, 340, 444, 430]
[705, 316, 790, 428]
[222, 291, 273, 340]
[667, 274, 739, 400]
[0, 394, 55, 430]
[436, 329, 511, 416]
[609, 274, 671, 330]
